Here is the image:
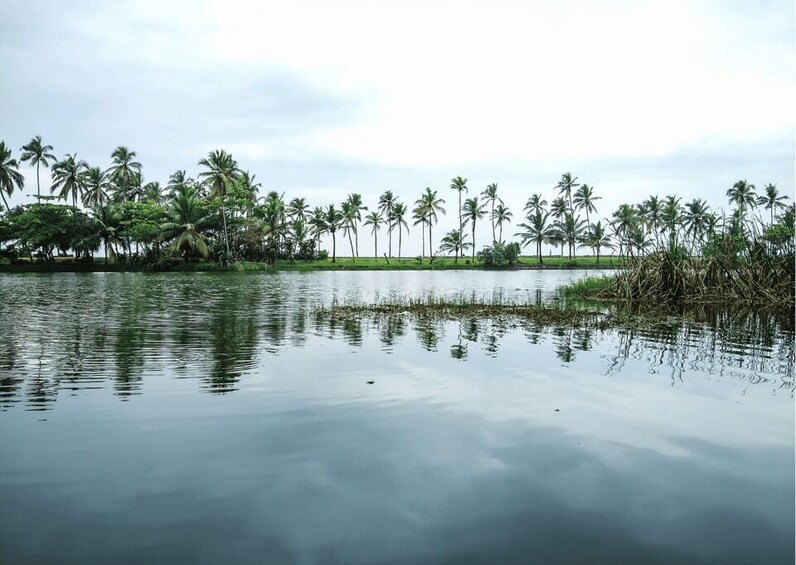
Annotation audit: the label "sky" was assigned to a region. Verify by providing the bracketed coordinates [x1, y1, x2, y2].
[1, 0, 794, 256]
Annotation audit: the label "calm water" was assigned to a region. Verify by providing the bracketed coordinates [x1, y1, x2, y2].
[0, 271, 793, 564]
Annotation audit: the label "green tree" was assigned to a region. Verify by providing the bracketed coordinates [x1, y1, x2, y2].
[287, 197, 309, 222]
[573, 183, 601, 227]
[492, 202, 512, 242]
[198, 149, 238, 262]
[581, 220, 613, 262]
[19, 136, 56, 200]
[757, 183, 790, 226]
[93, 204, 122, 264]
[726, 180, 757, 215]
[363, 210, 384, 258]
[378, 190, 397, 257]
[345, 193, 367, 257]
[107, 146, 142, 203]
[0, 141, 25, 212]
[450, 176, 468, 241]
[321, 204, 344, 262]
[341, 199, 358, 260]
[51, 154, 88, 208]
[481, 182, 500, 243]
[555, 173, 579, 214]
[439, 229, 470, 262]
[515, 209, 553, 264]
[461, 196, 487, 260]
[160, 188, 211, 259]
[390, 201, 409, 259]
[82, 166, 110, 209]
[415, 187, 446, 258]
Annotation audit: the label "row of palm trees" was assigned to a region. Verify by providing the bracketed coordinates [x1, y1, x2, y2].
[1, 136, 792, 264]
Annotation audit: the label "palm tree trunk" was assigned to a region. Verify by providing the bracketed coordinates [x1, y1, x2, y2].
[220, 199, 231, 262]
[1, 191, 9, 212]
[36, 163, 41, 200]
[332, 232, 336, 262]
[428, 224, 433, 258]
[398, 229, 402, 260]
[374, 231, 378, 258]
[491, 202, 495, 243]
[420, 224, 425, 259]
[347, 230, 355, 261]
[355, 229, 359, 258]
[472, 223, 476, 260]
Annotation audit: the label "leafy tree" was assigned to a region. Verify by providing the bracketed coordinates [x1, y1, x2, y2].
[439, 229, 470, 262]
[51, 154, 88, 208]
[461, 196, 487, 260]
[8, 203, 82, 260]
[0, 141, 24, 212]
[477, 241, 520, 268]
[19, 136, 56, 199]
[515, 209, 553, 264]
[198, 149, 238, 261]
[363, 210, 384, 258]
[160, 188, 211, 259]
[107, 146, 142, 203]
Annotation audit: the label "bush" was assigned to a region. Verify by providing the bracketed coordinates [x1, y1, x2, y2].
[477, 241, 520, 268]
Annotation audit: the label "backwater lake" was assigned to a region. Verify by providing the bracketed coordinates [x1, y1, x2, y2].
[0, 271, 793, 564]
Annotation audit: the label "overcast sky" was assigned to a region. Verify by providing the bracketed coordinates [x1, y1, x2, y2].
[1, 0, 793, 255]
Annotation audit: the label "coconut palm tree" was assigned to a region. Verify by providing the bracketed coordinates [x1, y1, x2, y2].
[0, 141, 25, 212]
[611, 203, 639, 259]
[555, 173, 579, 214]
[727, 180, 757, 215]
[321, 204, 345, 262]
[550, 196, 568, 256]
[236, 170, 261, 218]
[461, 196, 487, 260]
[141, 181, 165, 206]
[450, 176, 468, 239]
[492, 202, 512, 242]
[683, 198, 711, 253]
[51, 154, 88, 208]
[341, 199, 358, 260]
[167, 170, 193, 198]
[160, 187, 211, 259]
[661, 195, 682, 248]
[93, 204, 122, 263]
[573, 183, 601, 227]
[757, 183, 790, 226]
[515, 209, 553, 263]
[198, 149, 238, 261]
[481, 182, 500, 243]
[363, 210, 384, 258]
[412, 202, 428, 258]
[439, 229, 470, 263]
[581, 220, 613, 262]
[19, 136, 56, 200]
[378, 190, 397, 257]
[107, 146, 142, 203]
[415, 187, 446, 258]
[524, 193, 547, 216]
[558, 212, 585, 260]
[390, 201, 409, 259]
[640, 195, 663, 247]
[345, 193, 367, 257]
[82, 166, 110, 208]
[287, 197, 310, 222]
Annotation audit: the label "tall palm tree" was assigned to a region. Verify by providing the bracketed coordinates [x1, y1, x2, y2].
[0, 141, 25, 212]
[345, 193, 367, 257]
[309, 206, 327, 256]
[82, 166, 110, 208]
[550, 196, 568, 256]
[341, 199, 358, 260]
[237, 170, 261, 218]
[450, 176, 468, 240]
[439, 229, 470, 263]
[481, 182, 500, 243]
[390, 202, 409, 259]
[363, 210, 384, 258]
[287, 197, 310, 222]
[573, 183, 601, 227]
[555, 173, 579, 214]
[726, 180, 757, 214]
[515, 209, 553, 263]
[321, 204, 344, 262]
[415, 187, 446, 258]
[93, 204, 122, 264]
[661, 195, 682, 248]
[198, 149, 238, 260]
[167, 170, 192, 198]
[683, 198, 711, 253]
[524, 193, 547, 216]
[378, 190, 397, 257]
[492, 202, 513, 242]
[757, 183, 790, 225]
[107, 146, 142, 203]
[412, 202, 428, 258]
[51, 154, 88, 208]
[558, 212, 585, 260]
[640, 195, 663, 247]
[19, 136, 56, 199]
[141, 181, 165, 206]
[160, 188, 211, 259]
[461, 196, 487, 260]
[611, 203, 639, 259]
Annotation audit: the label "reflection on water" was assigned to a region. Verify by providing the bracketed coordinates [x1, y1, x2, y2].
[0, 272, 793, 565]
[0, 273, 793, 409]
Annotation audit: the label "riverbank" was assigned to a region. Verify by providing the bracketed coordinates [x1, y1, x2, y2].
[0, 256, 622, 273]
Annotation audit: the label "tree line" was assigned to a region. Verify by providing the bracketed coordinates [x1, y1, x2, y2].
[0, 136, 792, 266]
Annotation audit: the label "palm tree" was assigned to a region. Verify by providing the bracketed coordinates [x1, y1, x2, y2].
[515, 209, 553, 263]
[51, 154, 88, 208]
[412, 202, 428, 258]
[550, 197, 568, 256]
[415, 187, 446, 258]
[439, 229, 470, 263]
[141, 181, 165, 206]
[0, 141, 25, 212]
[481, 182, 500, 243]
[167, 170, 192, 198]
[19, 136, 56, 199]
[727, 180, 757, 214]
[309, 206, 327, 256]
[321, 204, 345, 262]
[661, 195, 682, 248]
[107, 146, 142, 203]
[524, 193, 547, 216]
[683, 198, 711, 253]
[558, 212, 585, 260]
[390, 202, 409, 259]
[255, 196, 286, 261]
[341, 199, 358, 260]
[363, 210, 384, 257]
[757, 183, 790, 225]
[82, 166, 110, 208]
[611, 203, 639, 259]
[198, 149, 238, 261]
[287, 197, 310, 222]
[345, 193, 367, 257]
[581, 220, 613, 262]
[640, 195, 663, 247]
[461, 196, 487, 260]
[160, 188, 211, 259]
[573, 183, 601, 227]
[236, 170, 261, 218]
[555, 173, 579, 214]
[450, 176, 468, 240]
[93, 204, 122, 264]
[492, 202, 512, 242]
[378, 190, 397, 257]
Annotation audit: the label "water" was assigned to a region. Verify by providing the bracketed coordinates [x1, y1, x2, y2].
[0, 271, 793, 564]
